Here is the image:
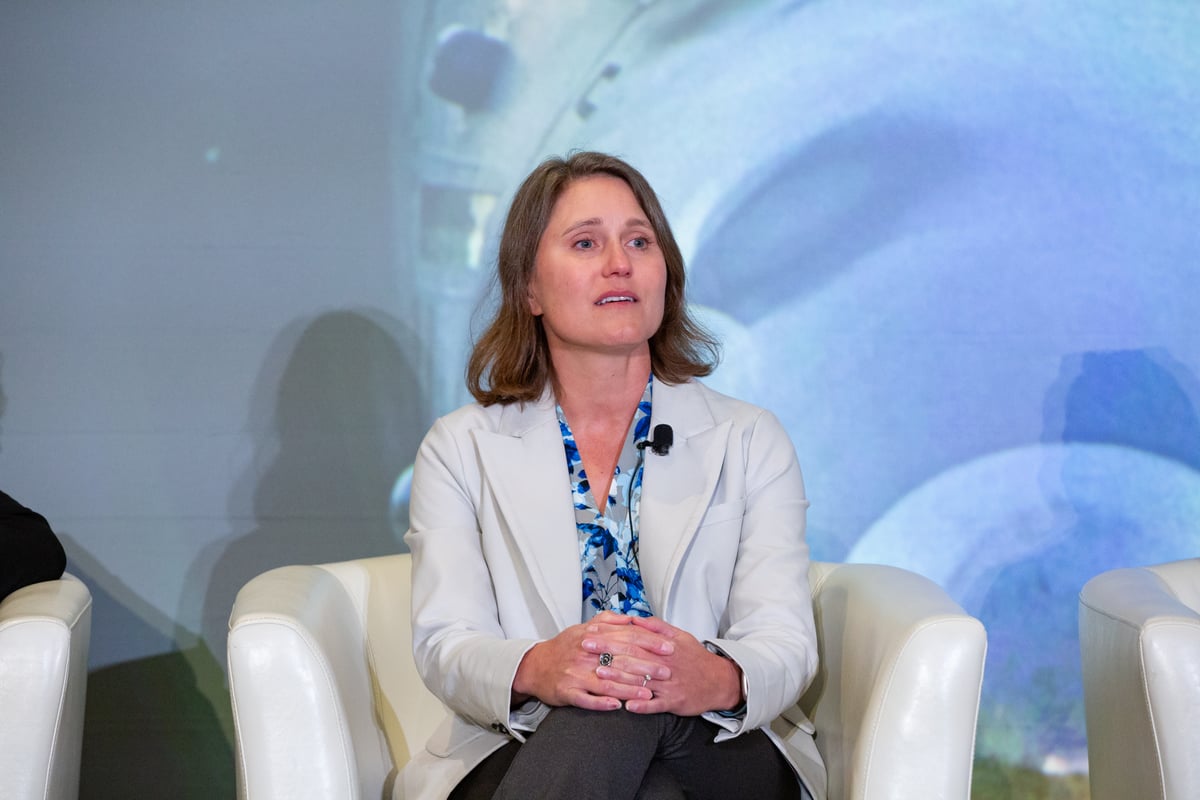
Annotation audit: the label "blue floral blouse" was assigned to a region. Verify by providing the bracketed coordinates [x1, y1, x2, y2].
[556, 377, 654, 621]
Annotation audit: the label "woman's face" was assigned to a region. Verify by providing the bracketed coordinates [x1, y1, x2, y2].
[528, 174, 667, 362]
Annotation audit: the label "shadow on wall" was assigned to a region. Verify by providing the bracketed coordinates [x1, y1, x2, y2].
[973, 348, 1200, 779]
[1044, 348, 1200, 469]
[197, 306, 426, 679]
[66, 309, 426, 799]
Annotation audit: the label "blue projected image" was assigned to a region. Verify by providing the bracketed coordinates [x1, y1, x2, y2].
[397, 1, 1200, 794]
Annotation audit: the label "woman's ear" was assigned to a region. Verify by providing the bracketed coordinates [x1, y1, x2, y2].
[526, 288, 543, 316]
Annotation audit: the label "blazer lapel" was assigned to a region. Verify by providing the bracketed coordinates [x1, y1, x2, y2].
[473, 396, 581, 631]
[638, 380, 732, 618]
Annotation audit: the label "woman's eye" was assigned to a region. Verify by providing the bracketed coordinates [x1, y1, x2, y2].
[629, 237, 650, 249]
[574, 239, 595, 250]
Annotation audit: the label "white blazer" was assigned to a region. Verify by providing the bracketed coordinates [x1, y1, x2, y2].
[401, 378, 826, 800]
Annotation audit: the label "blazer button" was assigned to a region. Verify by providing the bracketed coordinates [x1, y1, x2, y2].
[490, 722, 506, 733]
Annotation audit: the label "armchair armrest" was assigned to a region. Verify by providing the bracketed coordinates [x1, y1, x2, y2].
[1079, 562, 1200, 800]
[0, 573, 92, 800]
[228, 565, 392, 800]
[802, 562, 986, 800]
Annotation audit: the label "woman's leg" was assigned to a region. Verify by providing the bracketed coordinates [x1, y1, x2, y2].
[453, 737, 684, 800]
[634, 760, 686, 800]
[491, 706, 669, 800]
[653, 716, 806, 800]
[452, 708, 805, 800]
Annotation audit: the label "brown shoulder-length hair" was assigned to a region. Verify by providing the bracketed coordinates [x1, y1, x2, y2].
[467, 151, 720, 405]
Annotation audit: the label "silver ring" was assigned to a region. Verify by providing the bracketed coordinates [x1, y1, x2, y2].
[598, 652, 614, 667]
[641, 674, 651, 687]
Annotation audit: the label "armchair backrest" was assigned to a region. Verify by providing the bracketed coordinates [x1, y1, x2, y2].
[316, 556, 444, 774]
[802, 562, 986, 800]
[1147, 558, 1200, 616]
[0, 573, 93, 800]
[1079, 558, 1200, 800]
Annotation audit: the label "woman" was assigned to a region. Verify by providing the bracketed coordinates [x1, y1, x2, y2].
[402, 152, 823, 799]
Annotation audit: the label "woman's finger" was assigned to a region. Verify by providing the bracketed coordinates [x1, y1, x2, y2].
[624, 685, 673, 715]
[565, 687, 623, 712]
[580, 629, 674, 657]
[628, 615, 680, 637]
[596, 658, 671, 684]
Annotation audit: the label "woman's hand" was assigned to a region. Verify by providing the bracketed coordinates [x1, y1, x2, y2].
[603, 615, 744, 717]
[581, 611, 677, 686]
[513, 612, 743, 716]
[511, 615, 660, 711]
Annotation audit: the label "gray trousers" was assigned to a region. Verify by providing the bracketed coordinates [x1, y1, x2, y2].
[449, 706, 810, 800]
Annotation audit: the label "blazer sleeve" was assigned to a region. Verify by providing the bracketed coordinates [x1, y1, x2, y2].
[403, 416, 545, 739]
[700, 408, 818, 738]
[0, 490, 68, 602]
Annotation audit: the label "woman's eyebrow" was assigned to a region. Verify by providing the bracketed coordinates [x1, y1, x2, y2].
[560, 217, 602, 236]
[560, 216, 652, 236]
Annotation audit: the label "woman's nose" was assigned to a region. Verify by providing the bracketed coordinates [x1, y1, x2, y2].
[603, 244, 632, 276]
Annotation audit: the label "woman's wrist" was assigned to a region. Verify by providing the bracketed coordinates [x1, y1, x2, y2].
[699, 641, 748, 718]
[713, 651, 746, 713]
[511, 642, 542, 702]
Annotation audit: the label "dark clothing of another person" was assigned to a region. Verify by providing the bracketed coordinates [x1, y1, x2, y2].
[0, 490, 67, 602]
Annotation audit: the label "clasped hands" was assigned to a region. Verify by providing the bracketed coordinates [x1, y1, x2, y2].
[511, 611, 743, 716]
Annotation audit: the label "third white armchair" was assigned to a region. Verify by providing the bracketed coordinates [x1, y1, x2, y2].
[1079, 558, 1200, 800]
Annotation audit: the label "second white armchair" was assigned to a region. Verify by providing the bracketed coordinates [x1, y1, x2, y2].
[229, 554, 986, 800]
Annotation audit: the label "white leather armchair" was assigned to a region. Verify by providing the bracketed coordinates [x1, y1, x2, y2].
[0, 573, 93, 800]
[1079, 558, 1200, 800]
[228, 555, 986, 800]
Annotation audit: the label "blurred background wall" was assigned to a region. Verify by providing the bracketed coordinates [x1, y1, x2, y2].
[2, 1, 1198, 797]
